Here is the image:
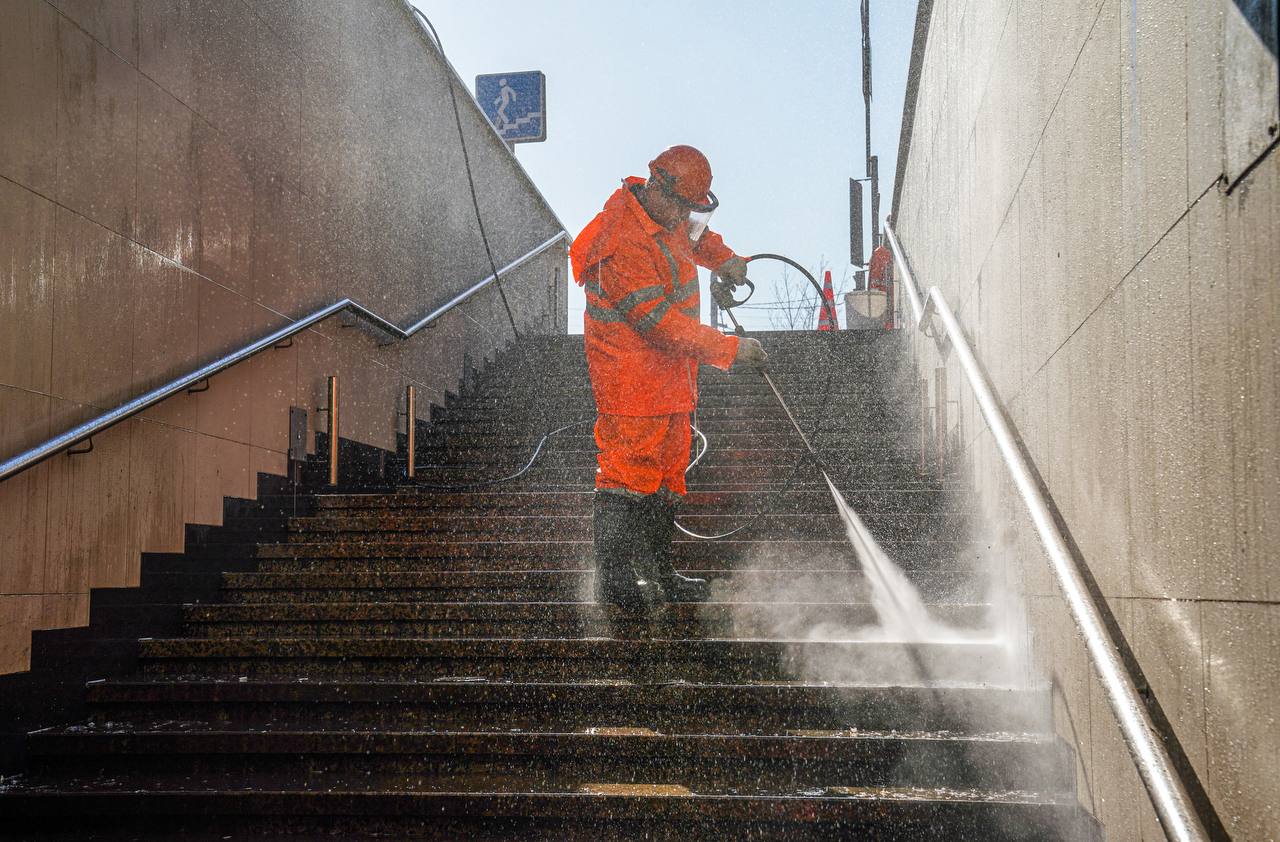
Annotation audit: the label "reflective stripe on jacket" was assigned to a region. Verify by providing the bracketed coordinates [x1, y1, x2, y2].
[571, 176, 739, 416]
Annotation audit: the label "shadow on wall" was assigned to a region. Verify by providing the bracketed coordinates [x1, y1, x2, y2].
[1232, 0, 1279, 57]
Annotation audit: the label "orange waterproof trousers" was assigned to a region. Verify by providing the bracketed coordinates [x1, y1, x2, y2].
[594, 413, 692, 497]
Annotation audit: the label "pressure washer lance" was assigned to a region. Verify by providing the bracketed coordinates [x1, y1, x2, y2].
[711, 253, 827, 469]
[709, 256, 926, 646]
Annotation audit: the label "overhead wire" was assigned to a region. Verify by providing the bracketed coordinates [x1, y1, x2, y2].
[412, 6, 519, 341]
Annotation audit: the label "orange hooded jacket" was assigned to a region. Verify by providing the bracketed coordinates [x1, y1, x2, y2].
[571, 177, 740, 416]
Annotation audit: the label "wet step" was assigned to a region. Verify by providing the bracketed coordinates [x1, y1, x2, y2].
[252, 537, 971, 565]
[312, 488, 947, 515]
[434, 398, 910, 423]
[424, 412, 916, 432]
[24, 726, 1075, 796]
[81, 678, 1048, 734]
[218, 569, 981, 605]
[0, 785, 1100, 841]
[286, 511, 962, 542]
[246, 547, 974, 574]
[411, 446, 916, 469]
[463, 383, 907, 404]
[180, 600, 991, 640]
[136, 637, 1011, 685]
[411, 463, 933, 488]
[406, 477, 948, 496]
[220, 568, 977, 598]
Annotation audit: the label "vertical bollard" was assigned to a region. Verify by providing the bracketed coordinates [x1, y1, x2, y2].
[405, 385, 416, 480]
[919, 378, 929, 476]
[935, 367, 947, 480]
[326, 375, 339, 486]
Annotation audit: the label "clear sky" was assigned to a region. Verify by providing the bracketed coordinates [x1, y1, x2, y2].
[411, 1, 917, 332]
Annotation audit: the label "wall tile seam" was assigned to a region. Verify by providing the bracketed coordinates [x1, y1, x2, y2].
[1, 590, 90, 598]
[953, 0, 1019, 170]
[50, 17, 270, 196]
[235, 0, 307, 68]
[0, 177, 478, 403]
[0, 170, 251, 306]
[1112, 595, 1280, 608]
[948, 0, 1112, 302]
[904, 4, 1089, 286]
[44, 0, 139, 75]
[1009, 175, 1220, 399]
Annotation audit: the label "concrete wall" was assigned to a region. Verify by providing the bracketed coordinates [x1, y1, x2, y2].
[0, 0, 567, 675]
[893, 1, 1277, 838]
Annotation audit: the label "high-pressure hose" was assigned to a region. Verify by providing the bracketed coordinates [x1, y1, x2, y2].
[675, 254, 842, 539]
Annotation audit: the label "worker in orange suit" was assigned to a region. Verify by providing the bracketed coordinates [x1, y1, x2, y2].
[571, 145, 767, 614]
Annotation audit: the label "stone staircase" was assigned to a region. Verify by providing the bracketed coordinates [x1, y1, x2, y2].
[0, 330, 1100, 839]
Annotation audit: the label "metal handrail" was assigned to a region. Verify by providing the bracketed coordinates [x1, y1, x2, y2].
[884, 223, 1208, 842]
[0, 231, 569, 484]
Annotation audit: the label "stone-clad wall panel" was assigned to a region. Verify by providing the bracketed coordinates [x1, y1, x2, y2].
[0, 0, 568, 675]
[895, 0, 1278, 837]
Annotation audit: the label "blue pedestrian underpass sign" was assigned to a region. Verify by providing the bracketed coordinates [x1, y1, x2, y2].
[475, 71, 547, 143]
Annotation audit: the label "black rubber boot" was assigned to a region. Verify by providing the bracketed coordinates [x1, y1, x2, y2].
[647, 495, 710, 603]
[593, 490, 666, 613]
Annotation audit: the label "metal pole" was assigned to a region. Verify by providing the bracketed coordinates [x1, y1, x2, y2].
[405, 385, 417, 480]
[919, 378, 929, 476]
[935, 366, 947, 479]
[326, 376, 339, 486]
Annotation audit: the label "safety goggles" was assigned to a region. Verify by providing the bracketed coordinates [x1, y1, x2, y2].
[653, 167, 719, 242]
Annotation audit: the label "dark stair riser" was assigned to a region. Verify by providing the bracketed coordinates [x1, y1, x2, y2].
[180, 600, 990, 639]
[135, 639, 1011, 685]
[218, 569, 982, 601]
[410, 464, 935, 487]
[82, 680, 1048, 734]
[27, 731, 1075, 795]
[0, 791, 1099, 842]
[254, 537, 971, 560]
[412, 447, 914, 469]
[310, 488, 952, 515]
[285, 512, 964, 542]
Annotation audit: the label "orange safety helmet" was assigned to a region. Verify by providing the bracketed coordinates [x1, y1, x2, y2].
[648, 145, 718, 213]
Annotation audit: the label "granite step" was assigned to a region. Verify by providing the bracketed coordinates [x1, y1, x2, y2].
[135, 637, 1012, 685]
[179, 600, 990, 640]
[0, 786, 1100, 841]
[217, 569, 982, 605]
[24, 726, 1075, 795]
[80, 678, 1046, 734]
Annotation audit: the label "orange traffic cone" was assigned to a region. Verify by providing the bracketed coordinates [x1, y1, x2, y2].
[816, 269, 839, 331]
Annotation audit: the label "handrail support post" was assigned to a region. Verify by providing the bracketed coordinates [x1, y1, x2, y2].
[403, 385, 416, 480]
[935, 366, 947, 479]
[324, 376, 339, 486]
